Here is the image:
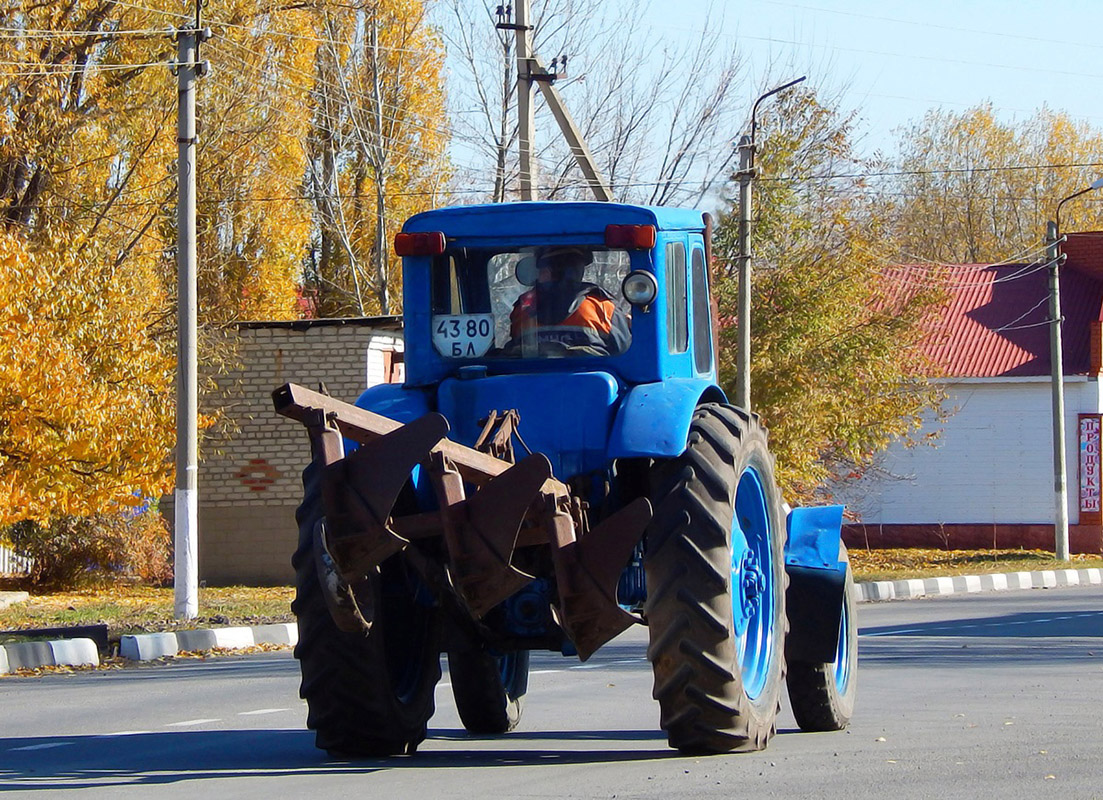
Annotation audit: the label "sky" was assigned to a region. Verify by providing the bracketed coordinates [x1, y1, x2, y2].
[635, 0, 1103, 159]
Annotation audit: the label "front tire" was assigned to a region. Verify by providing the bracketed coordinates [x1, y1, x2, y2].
[644, 404, 787, 754]
[292, 463, 442, 757]
[786, 545, 857, 731]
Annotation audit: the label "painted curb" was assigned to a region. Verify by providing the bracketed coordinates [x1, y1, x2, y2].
[120, 622, 298, 662]
[119, 632, 178, 661]
[0, 637, 99, 674]
[1, 623, 299, 673]
[854, 567, 1103, 603]
[50, 638, 100, 668]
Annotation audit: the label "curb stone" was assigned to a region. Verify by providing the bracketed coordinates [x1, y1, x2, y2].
[119, 623, 298, 662]
[4, 569, 1101, 672]
[0, 623, 297, 674]
[853, 567, 1103, 603]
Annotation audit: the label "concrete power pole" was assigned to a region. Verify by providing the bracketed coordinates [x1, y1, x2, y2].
[503, 0, 612, 202]
[735, 134, 753, 410]
[1046, 220, 1071, 562]
[513, 0, 536, 200]
[733, 77, 805, 412]
[174, 25, 209, 619]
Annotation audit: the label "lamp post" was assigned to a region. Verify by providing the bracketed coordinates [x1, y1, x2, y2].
[735, 76, 805, 410]
[1047, 177, 1103, 561]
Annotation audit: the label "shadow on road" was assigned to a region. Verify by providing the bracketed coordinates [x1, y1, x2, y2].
[860, 609, 1103, 639]
[858, 609, 1103, 668]
[0, 728, 683, 791]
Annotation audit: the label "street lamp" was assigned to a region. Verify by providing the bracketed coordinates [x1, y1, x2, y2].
[734, 76, 806, 411]
[1047, 177, 1103, 561]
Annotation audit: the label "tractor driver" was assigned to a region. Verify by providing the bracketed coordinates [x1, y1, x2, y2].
[507, 245, 630, 356]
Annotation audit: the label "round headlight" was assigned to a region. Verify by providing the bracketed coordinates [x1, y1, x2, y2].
[622, 270, 658, 307]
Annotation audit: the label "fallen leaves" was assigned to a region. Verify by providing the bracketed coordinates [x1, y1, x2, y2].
[850, 548, 1103, 582]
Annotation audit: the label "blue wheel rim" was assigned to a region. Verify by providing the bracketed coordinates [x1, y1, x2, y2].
[833, 583, 852, 694]
[730, 466, 777, 702]
[499, 652, 519, 694]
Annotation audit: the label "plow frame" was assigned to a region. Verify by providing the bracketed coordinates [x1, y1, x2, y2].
[273, 382, 651, 661]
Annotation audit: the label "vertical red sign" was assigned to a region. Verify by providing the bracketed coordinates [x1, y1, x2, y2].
[1079, 414, 1103, 525]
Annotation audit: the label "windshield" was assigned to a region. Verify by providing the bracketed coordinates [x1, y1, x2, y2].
[430, 245, 633, 359]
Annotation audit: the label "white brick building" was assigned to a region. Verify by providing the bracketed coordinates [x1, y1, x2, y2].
[839, 233, 1103, 553]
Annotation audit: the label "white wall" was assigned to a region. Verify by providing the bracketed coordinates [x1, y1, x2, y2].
[837, 376, 1103, 526]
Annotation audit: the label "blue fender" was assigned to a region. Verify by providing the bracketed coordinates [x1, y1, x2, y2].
[354, 382, 433, 422]
[784, 505, 848, 664]
[352, 383, 435, 502]
[607, 378, 726, 459]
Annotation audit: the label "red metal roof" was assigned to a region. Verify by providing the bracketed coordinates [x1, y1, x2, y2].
[917, 232, 1103, 377]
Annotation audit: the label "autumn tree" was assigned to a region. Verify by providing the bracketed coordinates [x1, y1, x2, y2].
[891, 104, 1103, 263]
[0, 233, 175, 525]
[0, 0, 324, 536]
[194, 1, 317, 322]
[304, 0, 450, 316]
[713, 88, 945, 502]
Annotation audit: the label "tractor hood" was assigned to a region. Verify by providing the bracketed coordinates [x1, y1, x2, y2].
[437, 371, 621, 481]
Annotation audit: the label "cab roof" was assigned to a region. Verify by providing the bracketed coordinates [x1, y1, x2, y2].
[402, 201, 707, 239]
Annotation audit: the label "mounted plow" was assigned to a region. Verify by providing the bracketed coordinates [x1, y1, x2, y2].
[273, 382, 650, 661]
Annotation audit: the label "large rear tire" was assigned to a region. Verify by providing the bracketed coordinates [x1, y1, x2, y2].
[292, 463, 442, 757]
[786, 545, 857, 731]
[644, 404, 787, 754]
[447, 647, 529, 734]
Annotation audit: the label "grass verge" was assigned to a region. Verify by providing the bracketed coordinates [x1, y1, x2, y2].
[850, 548, 1103, 583]
[0, 581, 293, 642]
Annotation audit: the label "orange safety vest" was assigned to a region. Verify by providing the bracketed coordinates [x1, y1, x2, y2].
[510, 290, 615, 335]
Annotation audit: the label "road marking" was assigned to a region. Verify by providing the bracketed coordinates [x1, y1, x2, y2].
[237, 708, 288, 716]
[10, 742, 73, 752]
[570, 658, 646, 670]
[165, 719, 221, 727]
[98, 731, 152, 737]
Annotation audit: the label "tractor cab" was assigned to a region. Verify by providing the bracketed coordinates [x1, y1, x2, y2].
[378, 201, 724, 481]
[396, 201, 716, 387]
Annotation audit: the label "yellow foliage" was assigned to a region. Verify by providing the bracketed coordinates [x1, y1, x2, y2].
[893, 104, 1103, 263]
[0, 0, 449, 522]
[0, 233, 175, 526]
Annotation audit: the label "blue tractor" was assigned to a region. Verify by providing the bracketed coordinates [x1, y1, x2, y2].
[274, 200, 856, 757]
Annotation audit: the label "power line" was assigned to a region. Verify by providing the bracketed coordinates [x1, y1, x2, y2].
[758, 161, 1103, 184]
[0, 27, 170, 38]
[0, 60, 169, 76]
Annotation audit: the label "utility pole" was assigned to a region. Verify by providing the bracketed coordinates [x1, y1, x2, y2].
[499, 0, 612, 202]
[513, 0, 536, 200]
[174, 22, 210, 619]
[735, 134, 753, 410]
[1046, 220, 1070, 562]
[734, 76, 805, 412]
[1046, 177, 1103, 562]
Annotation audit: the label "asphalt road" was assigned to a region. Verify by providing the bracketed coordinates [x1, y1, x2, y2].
[2, 587, 1103, 799]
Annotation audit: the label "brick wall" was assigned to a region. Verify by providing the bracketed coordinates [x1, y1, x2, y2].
[169, 319, 403, 585]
